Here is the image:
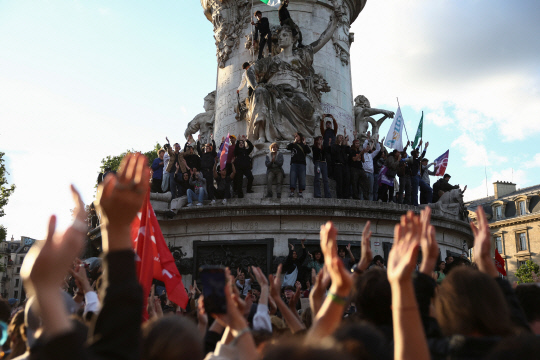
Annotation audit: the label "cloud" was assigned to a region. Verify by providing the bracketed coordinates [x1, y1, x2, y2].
[351, 0, 540, 141]
[451, 134, 507, 167]
[463, 167, 528, 202]
[524, 153, 540, 168]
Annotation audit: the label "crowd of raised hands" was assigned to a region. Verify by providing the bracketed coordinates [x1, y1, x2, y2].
[14, 152, 539, 360]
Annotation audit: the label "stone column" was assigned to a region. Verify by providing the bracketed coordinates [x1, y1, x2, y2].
[201, 0, 366, 182]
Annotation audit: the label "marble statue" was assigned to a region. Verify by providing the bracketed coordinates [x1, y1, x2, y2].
[184, 91, 216, 144]
[332, 4, 354, 66]
[353, 95, 394, 144]
[244, 8, 341, 144]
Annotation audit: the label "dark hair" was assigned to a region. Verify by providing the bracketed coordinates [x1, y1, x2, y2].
[444, 174, 451, 179]
[515, 284, 540, 323]
[332, 323, 392, 360]
[255, 10, 262, 16]
[351, 268, 392, 326]
[436, 260, 446, 271]
[372, 255, 384, 265]
[262, 342, 354, 360]
[435, 267, 513, 337]
[142, 316, 204, 360]
[242, 62, 250, 69]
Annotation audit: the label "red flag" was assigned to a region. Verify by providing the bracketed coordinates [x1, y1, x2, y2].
[494, 249, 507, 276]
[434, 150, 449, 176]
[219, 133, 230, 170]
[131, 193, 189, 320]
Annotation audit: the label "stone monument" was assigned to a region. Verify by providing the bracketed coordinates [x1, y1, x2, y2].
[158, 0, 473, 287]
[184, 91, 216, 144]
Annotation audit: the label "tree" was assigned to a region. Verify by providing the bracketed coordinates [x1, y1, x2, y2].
[0, 152, 16, 242]
[97, 143, 162, 184]
[515, 260, 540, 284]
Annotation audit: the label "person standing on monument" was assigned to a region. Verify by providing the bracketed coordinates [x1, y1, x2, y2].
[320, 114, 338, 178]
[311, 136, 331, 198]
[332, 134, 351, 199]
[237, 62, 254, 98]
[165, 137, 188, 199]
[362, 136, 381, 201]
[279, 0, 303, 47]
[265, 142, 284, 198]
[150, 149, 165, 193]
[233, 136, 254, 198]
[213, 159, 235, 205]
[349, 139, 369, 200]
[420, 158, 437, 204]
[407, 140, 429, 206]
[198, 134, 218, 204]
[251, 11, 272, 60]
[287, 132, 311, 198]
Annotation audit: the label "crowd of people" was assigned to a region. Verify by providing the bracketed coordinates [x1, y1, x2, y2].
[3, 153, 540, 360]
[148, 124, 461, 208]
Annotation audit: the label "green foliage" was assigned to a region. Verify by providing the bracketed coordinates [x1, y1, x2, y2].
[0, 225, 6, 242]
[515, 260, 540, 284]
[99, 143, 162, 174]
[0, 152, 16, 218]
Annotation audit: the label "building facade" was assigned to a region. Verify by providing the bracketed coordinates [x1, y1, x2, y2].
[466, 181, 540, 282]
[0, 236, 38, 301]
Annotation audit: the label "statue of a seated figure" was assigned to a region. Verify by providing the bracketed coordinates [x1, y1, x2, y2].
[244, 7, 342, 145]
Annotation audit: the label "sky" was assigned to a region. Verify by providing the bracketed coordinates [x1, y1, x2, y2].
[1, 0, 539, 240]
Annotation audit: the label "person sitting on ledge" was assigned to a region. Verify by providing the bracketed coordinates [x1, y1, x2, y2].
[287, 132, 311, 198]
[233, 135, 254, 198]
[213, 159, 235, 205]
[187, 168, 207, 207]
[265, 142, 284, 198]
[432, 173, 460, 203]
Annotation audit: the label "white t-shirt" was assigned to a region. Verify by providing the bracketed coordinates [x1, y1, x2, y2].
[163, 152, 170, 175]
[236, 278, 252, 297]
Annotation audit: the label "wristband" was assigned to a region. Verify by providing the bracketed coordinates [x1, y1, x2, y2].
[328, 292, 348, 306]
[231, 327, 251, 345]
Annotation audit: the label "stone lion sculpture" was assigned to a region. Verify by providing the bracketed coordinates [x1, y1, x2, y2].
[424, 187, 469, 221]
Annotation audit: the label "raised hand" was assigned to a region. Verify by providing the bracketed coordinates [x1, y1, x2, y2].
[471, 206, 498, 277]
[96, 153, 150, 232]
[269, 264, 283, 300]
[289, 243, 294, 250]
[357, 221, 373, 272]
[387, 211, 421, 284]
[418, 207, 439, 275]
[301, 238, 306, 247]
[320, 222, 352, 297]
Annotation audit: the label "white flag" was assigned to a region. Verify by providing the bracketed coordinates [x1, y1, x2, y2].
[384, 106, 404, 152]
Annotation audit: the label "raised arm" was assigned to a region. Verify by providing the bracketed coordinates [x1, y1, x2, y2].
[310, 9, 340, 54]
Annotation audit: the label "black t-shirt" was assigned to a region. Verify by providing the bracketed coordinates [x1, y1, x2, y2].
[215, 175, 232, 191]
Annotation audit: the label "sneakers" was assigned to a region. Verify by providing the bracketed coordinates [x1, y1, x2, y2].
[187, 203, 193, 207]
[222, 198, 227, 205]
[298, 193, 303, 198]
[289, 192, 295, 198]
[211, 199, 216, 205]
[196, 202, 203, 206]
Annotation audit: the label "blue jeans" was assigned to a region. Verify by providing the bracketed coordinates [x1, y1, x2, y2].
[411, 175, 420, 206]
[313, 161, 331, 198]
[187, 188, 207, 204]
[290, 163, 306, 191]
[419, 178, 433, 204]
[169, 171, 178, 199]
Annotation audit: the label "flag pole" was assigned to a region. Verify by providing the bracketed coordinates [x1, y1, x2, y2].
[396, 97, 410, 143]
[251, 0, 254, 61]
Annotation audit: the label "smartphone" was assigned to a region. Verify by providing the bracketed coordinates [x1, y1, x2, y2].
[199, 265, 227, 314]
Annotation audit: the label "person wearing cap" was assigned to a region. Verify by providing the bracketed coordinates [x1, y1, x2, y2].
[237, 62, 254, 98]
[251, 10, 272, 60]
[432, 173, 459, 203]
[150, 149, 165, 193]
[420, 158, 438, 204]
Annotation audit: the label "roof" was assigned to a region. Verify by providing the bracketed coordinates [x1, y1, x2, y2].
[465, 184, 540, 208]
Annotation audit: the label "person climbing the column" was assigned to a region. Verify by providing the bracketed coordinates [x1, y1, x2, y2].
[237, 62, 255, 98]
[279, 0, 303, 47]
[251, 11, 272, 60]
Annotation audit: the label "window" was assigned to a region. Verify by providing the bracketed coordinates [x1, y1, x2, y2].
[16, 267, 20, 274]
[495, 206, 502, 220]
[14, 291, 18, 299]
[14, 279, 19, 288]
[519, 201, 527, 215]
[495, 236, 503, 253]
[19, 257, 24, 265]
[517, 260, 527, 269]
[518, 233, 528, 251]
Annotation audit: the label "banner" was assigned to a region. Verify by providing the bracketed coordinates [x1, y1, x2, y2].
[434, 150, 449, 176]
[131, 193, 189, 319]
[219, 133, 230, 170]
[413, 111, 423, 148]
[260, 0, 281, 8]
[383, 106, 404, 151]
[494, 249, 507, 276]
